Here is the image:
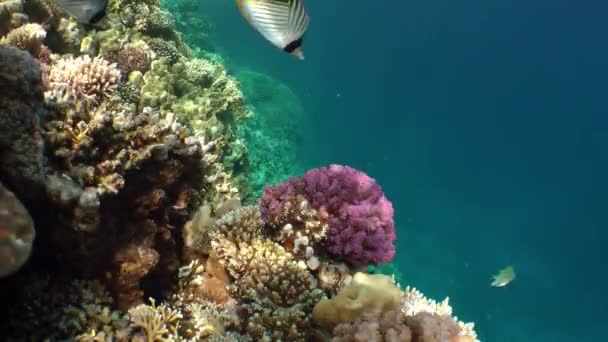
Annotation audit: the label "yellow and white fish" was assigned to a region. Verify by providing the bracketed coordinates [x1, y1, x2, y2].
[236, 0, 310, 60]
[490, 265, 516, 287]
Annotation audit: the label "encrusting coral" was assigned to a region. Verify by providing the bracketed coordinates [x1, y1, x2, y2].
[313, 272, 402, 329]
[313, 273, 478, 342]
[0, 45, 46, 202]
[0, 0, 481, 340]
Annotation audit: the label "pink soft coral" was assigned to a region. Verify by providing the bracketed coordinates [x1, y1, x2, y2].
[260, 164, 396, 267]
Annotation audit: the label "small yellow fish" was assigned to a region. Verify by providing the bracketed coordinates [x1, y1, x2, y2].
[491, 265, 516, 287]
[236, 0, 310, 59]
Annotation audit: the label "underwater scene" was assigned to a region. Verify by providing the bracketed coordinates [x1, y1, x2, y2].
[0, 0, 606, 341]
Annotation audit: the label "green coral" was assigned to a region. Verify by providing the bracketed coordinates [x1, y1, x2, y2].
[146, 37, 182, 64]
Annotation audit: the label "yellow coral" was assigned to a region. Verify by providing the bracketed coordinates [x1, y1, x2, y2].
[312, 272, 402, 329]
[128, 298, 182, 341]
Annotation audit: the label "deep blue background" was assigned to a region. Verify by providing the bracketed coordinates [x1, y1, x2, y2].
[196, 0, 608, 340]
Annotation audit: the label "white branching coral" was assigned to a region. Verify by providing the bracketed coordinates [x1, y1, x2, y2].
[402, 286, 478, 340]
[128, 299, 182, 341]
[44, 55, 121, 107]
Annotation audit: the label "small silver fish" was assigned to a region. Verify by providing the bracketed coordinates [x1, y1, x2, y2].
[236, 0, 310, 60]
[55, 0, 108, 24]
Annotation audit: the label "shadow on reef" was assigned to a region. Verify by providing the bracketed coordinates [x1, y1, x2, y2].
[0, 0, 480, 340]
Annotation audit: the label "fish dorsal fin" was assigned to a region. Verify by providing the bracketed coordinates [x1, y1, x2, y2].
[56, 0, 107, 23]
[241, 0, 309, 49]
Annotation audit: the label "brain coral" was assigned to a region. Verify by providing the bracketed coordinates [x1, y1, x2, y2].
[260, 164, 396, 267]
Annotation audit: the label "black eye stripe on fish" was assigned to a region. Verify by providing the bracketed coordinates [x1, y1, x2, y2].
[55, 0, 310, 59]
[284, 37, 303, 53]
[237, 0, 310, 60]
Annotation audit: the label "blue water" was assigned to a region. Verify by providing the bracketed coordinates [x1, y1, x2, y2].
[193, 1, 608, 340]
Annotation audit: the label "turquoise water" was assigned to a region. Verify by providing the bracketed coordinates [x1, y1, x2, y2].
[183, 0, 607, 340]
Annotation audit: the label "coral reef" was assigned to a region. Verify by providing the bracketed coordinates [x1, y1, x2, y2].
[260, 164, 397, 267]
[44, 54, 121, 111]
[0, 0, 481, 340]
[314, 273, 478, 342]
[209, 205, 324, 341]
[0, 45, 46, 202]
[313, 272, 402, 329]
[161, 0, 216, 57]
[0, 0, 27, 37]
[0, 22, 46, 56]
[235, 69, 307, 197]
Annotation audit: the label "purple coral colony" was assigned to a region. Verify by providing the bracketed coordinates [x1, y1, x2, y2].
[0, 0, 479, 341]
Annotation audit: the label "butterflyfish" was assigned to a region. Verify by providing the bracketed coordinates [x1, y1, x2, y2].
[55, 0, 108, 24]
[236, 0, 310, 60]
[490, 265, 516, 287]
